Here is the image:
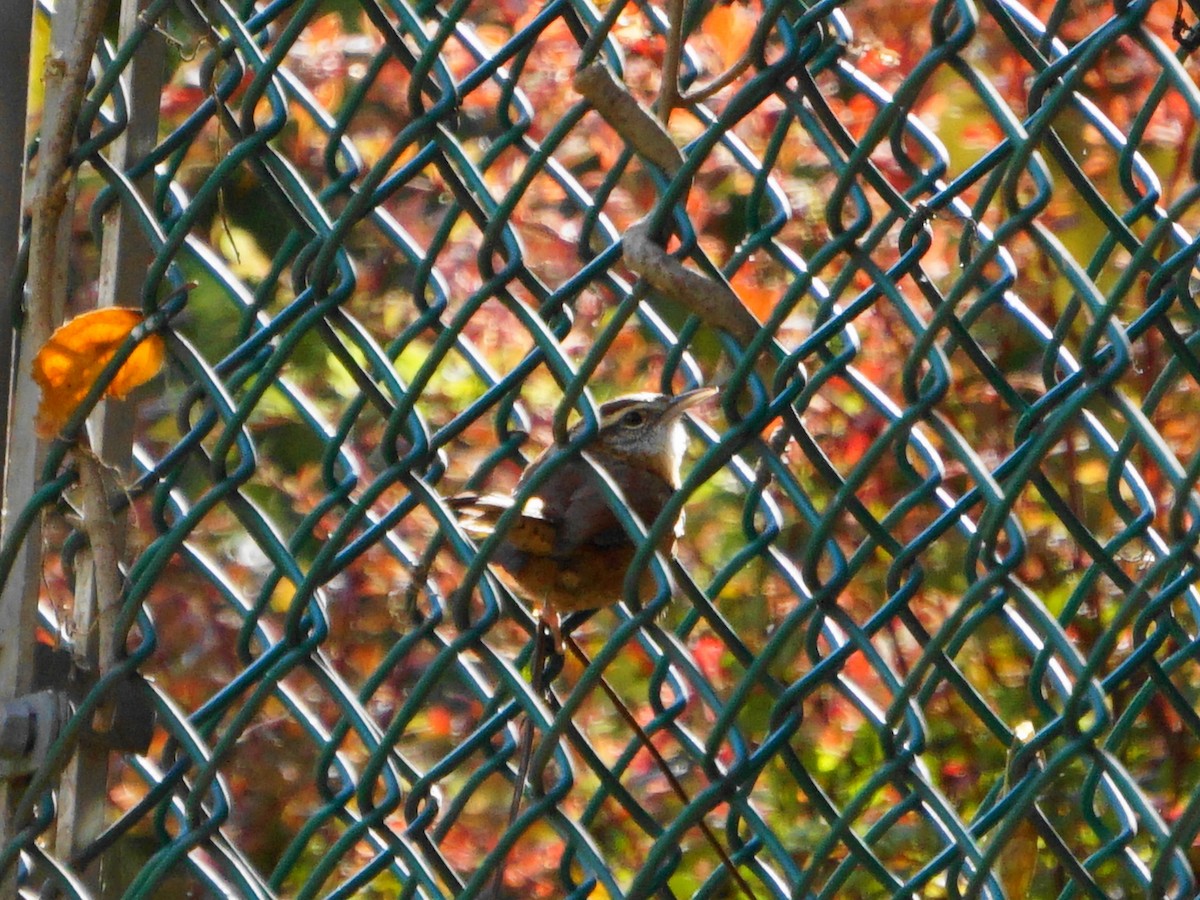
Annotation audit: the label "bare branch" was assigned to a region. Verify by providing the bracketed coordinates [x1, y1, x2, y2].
[76, 452, 124, 679]
[623, 218, 762, 345]
[660, 0, 684, 124]
[573, 63, 684, 175]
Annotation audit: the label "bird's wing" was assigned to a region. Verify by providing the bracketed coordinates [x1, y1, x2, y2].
[453, 452, 677, 560]
[544, 457, 676, 556]
[450, 492, 556, 556]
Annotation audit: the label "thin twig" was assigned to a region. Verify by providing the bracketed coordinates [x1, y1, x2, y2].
[680, 50, 755, 105]
[490, 617, 552, 897]
[678, 8, 778, 104]
[659, 0, 684, 125]
[563, 633, 757, 899]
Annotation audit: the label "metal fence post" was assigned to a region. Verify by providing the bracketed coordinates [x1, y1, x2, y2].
[0, 2, 54, 880]
[0, 1, 32, 496]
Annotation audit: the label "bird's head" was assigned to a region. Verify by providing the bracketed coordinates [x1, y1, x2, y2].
[582, 386, 718, 486]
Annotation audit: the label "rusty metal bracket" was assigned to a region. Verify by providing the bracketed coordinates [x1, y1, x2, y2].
[0, 690, 71, 780]
[32, 644, 155, 755]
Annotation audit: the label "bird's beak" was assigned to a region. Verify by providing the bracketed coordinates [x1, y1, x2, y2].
[665, 386, 719, 420]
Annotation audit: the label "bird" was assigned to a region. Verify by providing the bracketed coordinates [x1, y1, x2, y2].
[452, 386, 718, 632]
[455, 386, 727, 898]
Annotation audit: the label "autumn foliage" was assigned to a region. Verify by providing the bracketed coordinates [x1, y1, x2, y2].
[32, 308, 163, 437]
[21, 0, 1200, 896]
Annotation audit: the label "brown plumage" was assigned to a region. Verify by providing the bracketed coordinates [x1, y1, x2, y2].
[453, 387, 717, 614]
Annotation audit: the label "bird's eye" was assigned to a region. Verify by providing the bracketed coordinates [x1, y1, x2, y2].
[621, 410, 647, 428]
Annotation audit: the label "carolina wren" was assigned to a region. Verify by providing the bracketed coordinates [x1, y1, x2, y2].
[454, 387, 717, 620]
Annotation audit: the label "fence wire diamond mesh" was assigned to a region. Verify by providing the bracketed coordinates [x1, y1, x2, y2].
[6, 0, 1200, 897]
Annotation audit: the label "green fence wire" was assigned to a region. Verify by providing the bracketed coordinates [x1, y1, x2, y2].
[6, 0, 1200, 896]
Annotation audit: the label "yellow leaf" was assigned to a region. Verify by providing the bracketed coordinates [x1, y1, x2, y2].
[27, 9, 51, 116]
[270, 579, 297, 613]
[1074, 458, 1108, 487]
[33, 308, 164, 438]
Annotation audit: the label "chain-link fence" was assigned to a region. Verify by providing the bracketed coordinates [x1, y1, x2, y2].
[4, 0, 1200, 896]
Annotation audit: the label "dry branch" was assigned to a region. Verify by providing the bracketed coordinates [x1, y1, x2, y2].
[27, 1, 113, 347]
[76, 452, 124, 679]
[573, 63, 684, 175]
[623, 218, 763, 345]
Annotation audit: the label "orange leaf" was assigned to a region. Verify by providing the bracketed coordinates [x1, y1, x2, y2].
[702, 5, 757, 70]
[33, 307, 164, 438]
[730, 268, 780, 322]
[426, 705, 454, 739]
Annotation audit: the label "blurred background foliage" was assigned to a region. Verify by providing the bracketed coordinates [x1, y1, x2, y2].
[14, 0, 1200, 896]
